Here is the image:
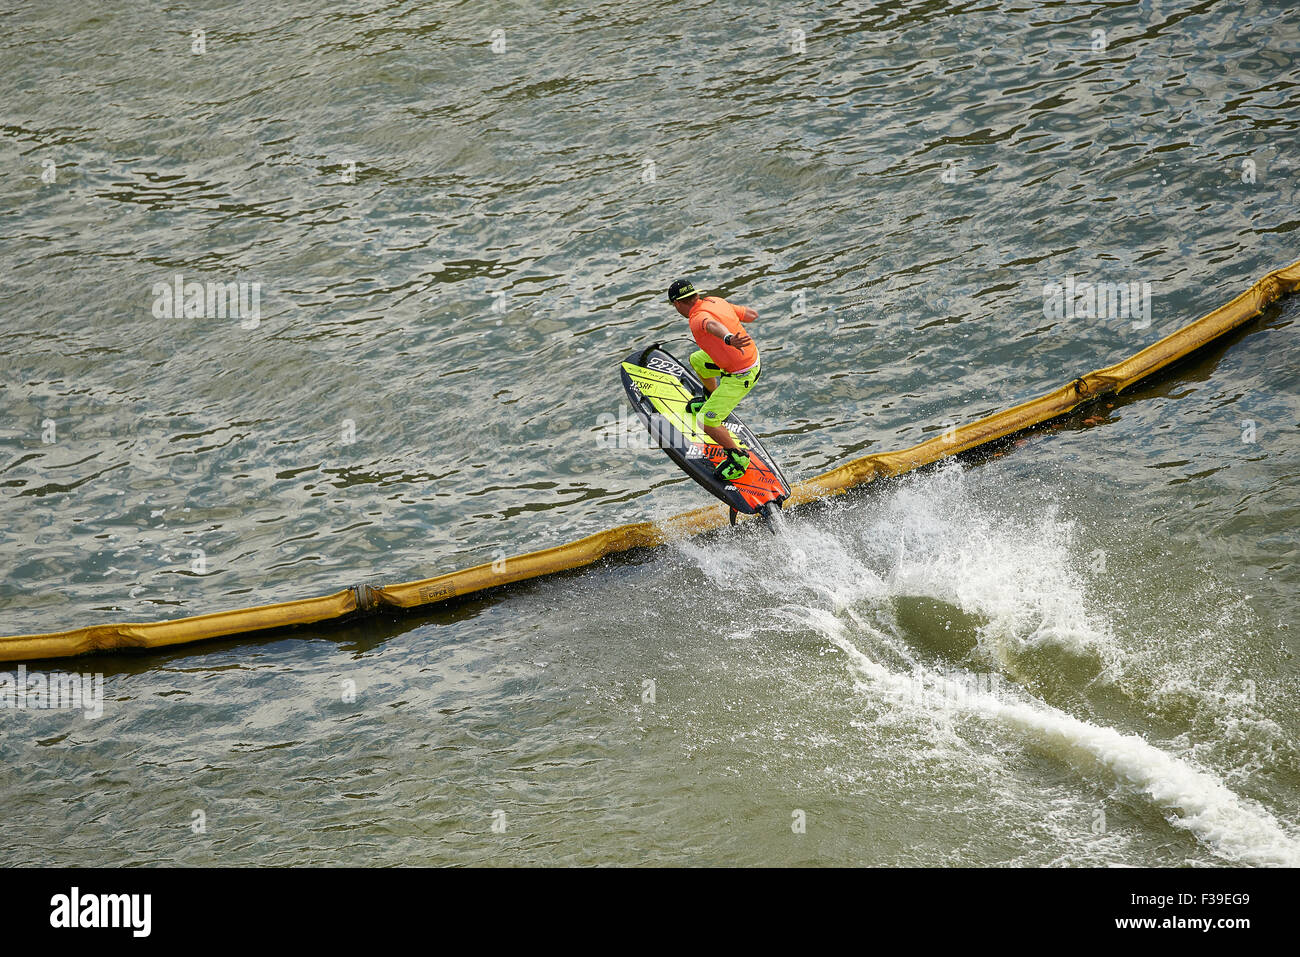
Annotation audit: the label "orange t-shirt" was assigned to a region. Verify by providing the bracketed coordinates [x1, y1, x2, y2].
[688, 296, 757, 373]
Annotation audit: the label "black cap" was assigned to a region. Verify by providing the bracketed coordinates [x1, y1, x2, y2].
[667, 279, 699, 302]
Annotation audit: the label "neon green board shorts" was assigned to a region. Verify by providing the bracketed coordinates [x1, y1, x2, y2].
[689, 349, 761, 427]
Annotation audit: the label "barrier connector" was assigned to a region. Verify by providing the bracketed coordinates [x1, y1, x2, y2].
[352, 583, 381, 613]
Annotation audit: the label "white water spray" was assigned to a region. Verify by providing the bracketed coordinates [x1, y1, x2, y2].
[676, 465, 1300, 866]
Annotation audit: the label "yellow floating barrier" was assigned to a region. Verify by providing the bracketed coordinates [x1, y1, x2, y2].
[0, 590, 360, 664]
[5, 256, 1299, 662]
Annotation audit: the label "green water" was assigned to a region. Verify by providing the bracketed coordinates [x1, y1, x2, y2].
[1, 0, 1298, 866]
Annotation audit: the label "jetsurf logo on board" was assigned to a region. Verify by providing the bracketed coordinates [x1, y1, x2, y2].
[151, 273, 262, 329]
[49, 887, 151, 937]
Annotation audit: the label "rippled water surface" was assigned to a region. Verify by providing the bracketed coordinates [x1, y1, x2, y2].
[1, 0, 1298, 866]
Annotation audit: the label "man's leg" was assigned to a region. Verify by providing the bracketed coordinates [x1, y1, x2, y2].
[696, 364, 759, 456]
[703, 422, 739, 451]
[689, 350, 723, 396]
[687, 350, 723, 443]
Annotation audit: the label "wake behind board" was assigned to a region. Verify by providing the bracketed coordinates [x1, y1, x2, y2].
[620, 343, 791, 522]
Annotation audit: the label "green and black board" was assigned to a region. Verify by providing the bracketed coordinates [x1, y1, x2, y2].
[620, 343, 791, 524]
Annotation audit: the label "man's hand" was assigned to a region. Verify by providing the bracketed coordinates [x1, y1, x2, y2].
[724, 331, 752, 349]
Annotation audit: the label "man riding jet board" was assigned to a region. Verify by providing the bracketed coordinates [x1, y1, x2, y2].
[666, 278, 761, 481]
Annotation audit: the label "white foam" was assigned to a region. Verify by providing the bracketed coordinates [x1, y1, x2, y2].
[824, 613, 1300, 867]
[675, 466, 1300, 866]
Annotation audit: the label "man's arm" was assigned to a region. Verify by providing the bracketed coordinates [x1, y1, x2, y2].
[738, 306, 757, 323]
[704, 318, 752, 349]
